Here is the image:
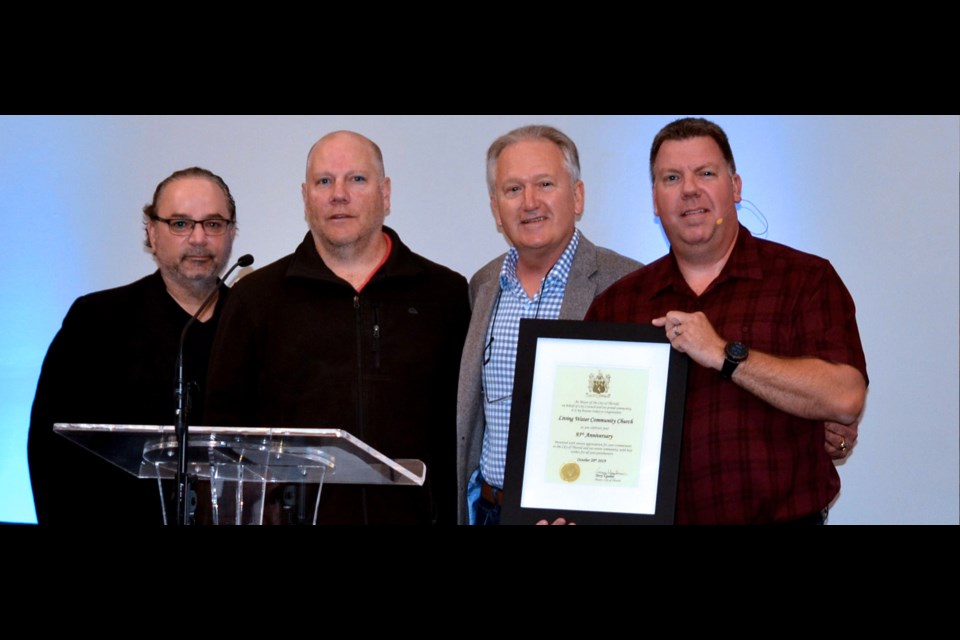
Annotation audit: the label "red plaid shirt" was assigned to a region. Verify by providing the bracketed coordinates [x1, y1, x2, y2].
[586, 226, 868, 524]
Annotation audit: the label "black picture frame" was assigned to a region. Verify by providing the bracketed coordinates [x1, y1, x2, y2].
[501, 320, 688, 525]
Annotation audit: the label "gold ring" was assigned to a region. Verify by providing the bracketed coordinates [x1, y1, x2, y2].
[839, 439, 848, 452]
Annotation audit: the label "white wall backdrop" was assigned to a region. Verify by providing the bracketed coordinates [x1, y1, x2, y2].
[1, 115, 956, 524]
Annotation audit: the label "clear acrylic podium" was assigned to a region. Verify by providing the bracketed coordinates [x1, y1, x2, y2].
[53, 423, 426, 525]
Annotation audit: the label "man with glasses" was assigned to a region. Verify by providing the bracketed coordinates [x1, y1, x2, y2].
[456, 125, 642, 525]
[28, 167, 238, 525]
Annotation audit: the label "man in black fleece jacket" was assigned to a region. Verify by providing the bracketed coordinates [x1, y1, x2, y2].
[206, 131, 470, 525]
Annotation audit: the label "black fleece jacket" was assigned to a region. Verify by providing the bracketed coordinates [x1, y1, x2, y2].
[205, 227, 470, 524]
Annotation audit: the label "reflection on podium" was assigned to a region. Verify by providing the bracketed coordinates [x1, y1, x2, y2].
[54, 423, 425, 525]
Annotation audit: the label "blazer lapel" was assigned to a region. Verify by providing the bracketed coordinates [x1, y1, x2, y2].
[559, 234, 600, 320]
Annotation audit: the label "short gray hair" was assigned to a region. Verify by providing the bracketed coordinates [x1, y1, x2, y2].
[486, 125, 581, 194]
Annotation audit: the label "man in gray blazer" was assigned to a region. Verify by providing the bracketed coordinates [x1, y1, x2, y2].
[456, 125, 642, 525]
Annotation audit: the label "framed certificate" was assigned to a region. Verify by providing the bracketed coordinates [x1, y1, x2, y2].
[501, 320, 688, 525]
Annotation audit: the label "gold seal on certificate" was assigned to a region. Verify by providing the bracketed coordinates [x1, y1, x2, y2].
[560, 462, 581, 482]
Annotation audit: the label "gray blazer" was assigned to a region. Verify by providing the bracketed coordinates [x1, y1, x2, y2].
[455, 233, 642, 523]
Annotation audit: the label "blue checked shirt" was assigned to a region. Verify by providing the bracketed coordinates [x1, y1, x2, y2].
[479, 230, 581, 489]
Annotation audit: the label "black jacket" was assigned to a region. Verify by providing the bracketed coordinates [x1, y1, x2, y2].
[28, 271, 226, 525]
[205, 228, 470, 524]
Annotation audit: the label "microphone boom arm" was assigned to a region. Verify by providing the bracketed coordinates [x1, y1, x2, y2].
[174, 254, 253, 525]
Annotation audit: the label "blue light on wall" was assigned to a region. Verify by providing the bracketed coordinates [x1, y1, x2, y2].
[0, 116, 109, 523]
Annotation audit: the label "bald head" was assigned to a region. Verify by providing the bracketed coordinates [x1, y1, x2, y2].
[301, 129, 392, 261]
[305, 131, 385, 181]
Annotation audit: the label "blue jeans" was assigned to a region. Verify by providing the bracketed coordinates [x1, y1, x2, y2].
[467, 468, 501, 526]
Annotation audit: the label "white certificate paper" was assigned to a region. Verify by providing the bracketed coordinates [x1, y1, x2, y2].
[519, 337, 673, 515]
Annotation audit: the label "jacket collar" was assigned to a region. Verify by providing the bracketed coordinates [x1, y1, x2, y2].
[285, 225, 422, 284]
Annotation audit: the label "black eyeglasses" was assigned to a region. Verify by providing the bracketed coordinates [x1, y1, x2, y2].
[151, 216, 234, 236]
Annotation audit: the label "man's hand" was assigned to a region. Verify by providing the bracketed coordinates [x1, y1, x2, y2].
[825, 417, 860, 460]
[653, 311, 726, 370]
[535, 517, 575, 525]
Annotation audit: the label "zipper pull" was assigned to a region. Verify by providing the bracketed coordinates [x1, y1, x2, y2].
[372, 305, 381, 368]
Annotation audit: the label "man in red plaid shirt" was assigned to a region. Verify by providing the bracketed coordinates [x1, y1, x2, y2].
[586, 118, 868, 524]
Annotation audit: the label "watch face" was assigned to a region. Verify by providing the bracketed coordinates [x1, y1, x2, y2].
[726, 341, 748, 361]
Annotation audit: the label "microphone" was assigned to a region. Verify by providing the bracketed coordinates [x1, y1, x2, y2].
[235, 253, 255, 269]
[174, 253, 254, 525]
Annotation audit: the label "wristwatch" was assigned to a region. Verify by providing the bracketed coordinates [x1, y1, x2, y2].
[721, 341, 749, 379]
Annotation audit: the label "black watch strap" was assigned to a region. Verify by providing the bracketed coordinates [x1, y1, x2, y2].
[720, 357, 740, 380]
